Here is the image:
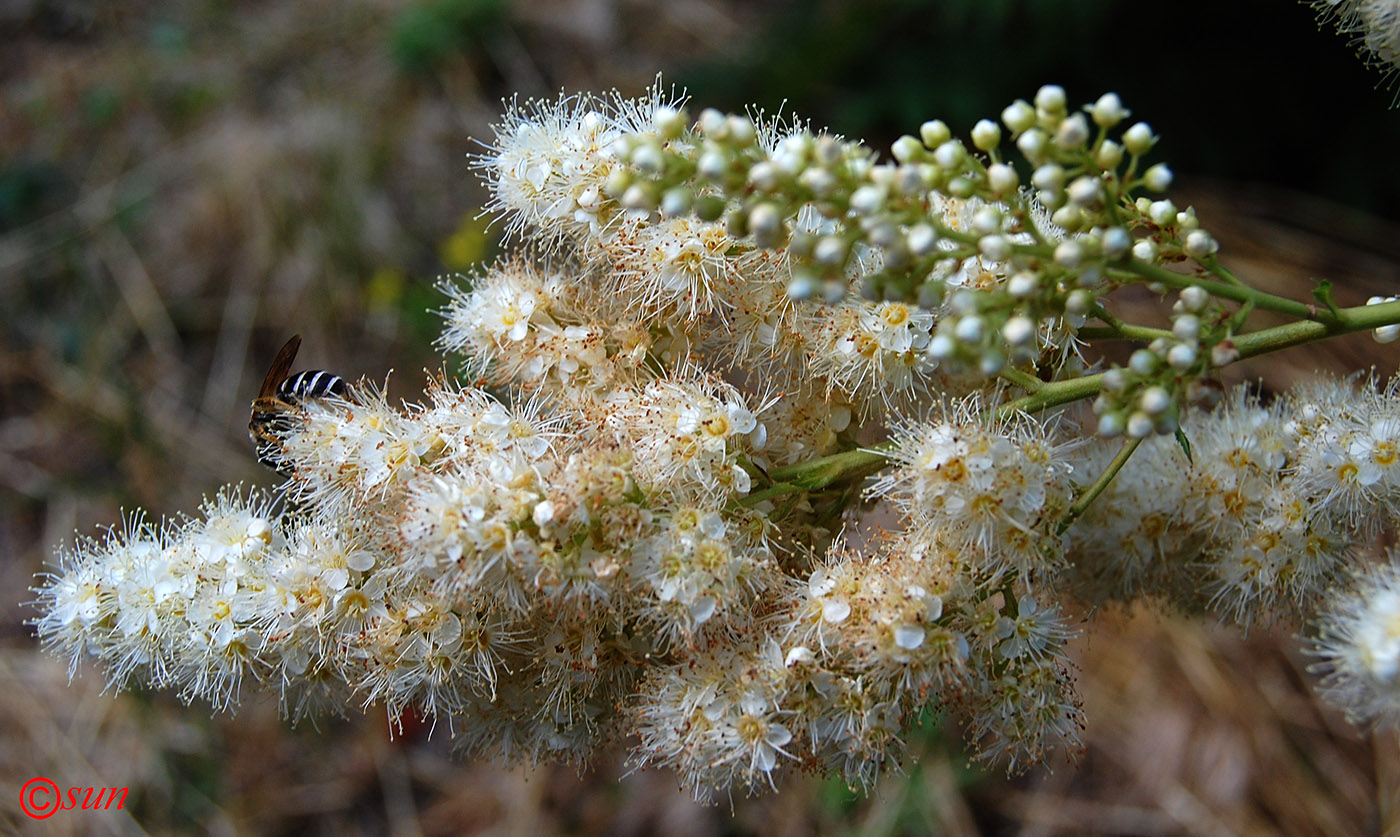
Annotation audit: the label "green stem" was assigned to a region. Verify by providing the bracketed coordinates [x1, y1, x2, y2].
[739, 482, 803, 507]
[736, 301, 1400, 508]
[1007, 299, 1400, 416]
[1231, 299, 1400, 358]
[997, 373, 1105, 417]
[1083, 303, 1171, 342]
[1076, 324, 1174, 342]
[765, 447, 890, 491]
[1056, 437, 1142, 535]
[998, 366, 1044, 393]
[1115, 260, 1322, 321]
[1202, 257, 1246, 288]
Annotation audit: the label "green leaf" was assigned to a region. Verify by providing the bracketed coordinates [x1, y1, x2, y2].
[1174, 427, 1193, 464]
[1312, 279, 1341, 319]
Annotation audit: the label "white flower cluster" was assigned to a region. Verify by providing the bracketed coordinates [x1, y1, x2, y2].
[1067, 375, 1400, 624]
[1308, 0, 1400, 85]
[31, 82, 1400, 798]
[1310, 550, 1400, 727]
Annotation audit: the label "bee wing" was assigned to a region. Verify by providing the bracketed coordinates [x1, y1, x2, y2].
[258, 334, 302, 400]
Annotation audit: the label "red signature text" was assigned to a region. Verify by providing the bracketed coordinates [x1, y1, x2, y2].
[20, 777, 128, 819]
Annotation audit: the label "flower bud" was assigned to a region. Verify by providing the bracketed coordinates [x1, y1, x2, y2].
[1007, 271, 1039, 298]
[849, 184, 886, 215]
[1102, 226, 1132, 257]
[1016, 128, 1049, 163]
[1139, 386, 1172, 415]
[749, 203, 783, 247]
[1090, 92, 1129, 127]
[798, 166, 836, 196]
[1065, 288, 1093, 315]
[1034, 84, 1067, 115]
[1172, 314, 1200, 342]
[907, 223, 937, 256]
[1127, 411, 1155, 438]
[971, 119, 1002, 151]
[1032, 164, 1065, 192]
[1067, 175, 1103, 206]
[1122, 122, 1155, 155]
[927, 333, 955, 360]
[787, 273, 819, 300]
[1055, 113, 1090, 149]
[972, 206, 1003, 234]
[934, 140, 966, 169]
[698, 108, 727, 137]
[1143, 163, 1173, 192]
[1054, 240, 1084, 268]
[1095, 140, 1124, 170]
[1180, 286, 1209, 312]
[955, 315, 985, 344]
[1167, 342, 1197, 370]
[1210, 340, 1240, 366]
[1097, 411, 1126, 437]
[979, 350, 1006, 376]
[621, 183, 656, 210]
[694, 194, 726, 221]
[920, 119, 951, 148]
[1003, 316, 1035, 346]
[979, 234, 1011, 261]
[651, 105, 686, 140]
[728, 116, 757, 145]
[814, 235, 848, 265]
[987, 162, 1019, 193]
[748, 161, 779, 191]
[697, 149, 729, 180]
[1184, 230, 1219, 259]
[1129, 348, 1158, 375]
[1002, 99, 1036, 134]
[1131, 240, 1157, 262]
[661, 187, 694, 217]
[891, 135, 925, 163]
[1148, 200, 1177, 226]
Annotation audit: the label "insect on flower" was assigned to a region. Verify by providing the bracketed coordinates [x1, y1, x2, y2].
[249, 334, 351, 472]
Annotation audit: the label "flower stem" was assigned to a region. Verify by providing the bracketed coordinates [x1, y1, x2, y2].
[998, 366, 1044, 393]
[744, 301, 1400, 505]
[1115, 260, 1323, 321]
[765, 447, 890, 491]
[1056, 437, 1142, 535]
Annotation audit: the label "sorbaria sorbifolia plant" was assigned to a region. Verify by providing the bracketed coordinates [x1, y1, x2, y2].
[32, 80, 1400, 799]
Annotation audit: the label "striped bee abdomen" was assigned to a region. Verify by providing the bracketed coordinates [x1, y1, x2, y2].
[250, 336, 355, 475]
[277, 370, 349, 402]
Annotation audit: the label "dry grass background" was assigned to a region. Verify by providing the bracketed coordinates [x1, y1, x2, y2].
[3, 1, 1400, 834]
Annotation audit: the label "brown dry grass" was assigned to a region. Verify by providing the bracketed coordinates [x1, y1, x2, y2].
[4, 2, 1400, 834]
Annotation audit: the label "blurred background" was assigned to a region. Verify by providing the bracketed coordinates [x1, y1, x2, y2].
[3, 0, 1399, 833]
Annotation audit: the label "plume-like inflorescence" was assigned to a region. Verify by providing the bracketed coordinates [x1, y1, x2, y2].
[32, 81, 1400, 799]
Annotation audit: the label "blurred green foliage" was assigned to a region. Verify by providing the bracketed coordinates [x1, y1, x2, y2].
[0, 159, 71, 232]
[389, 0, 508, 75]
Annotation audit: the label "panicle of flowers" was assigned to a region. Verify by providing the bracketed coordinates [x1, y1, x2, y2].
[32, 488, 378, 718]
[629, 526, 1083, 797]
[1288, 373, 1400, 528]
[604, 369, 767, 501]
[1062, 375, 1400, 624]
[870, 395, 1079, 584]
[478, 84, 687, 245]
[1309, 550, 1400, 728]
[34, 77, 1400, 800]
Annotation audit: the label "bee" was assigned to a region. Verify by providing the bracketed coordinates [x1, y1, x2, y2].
[249, 334, 350, 472]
